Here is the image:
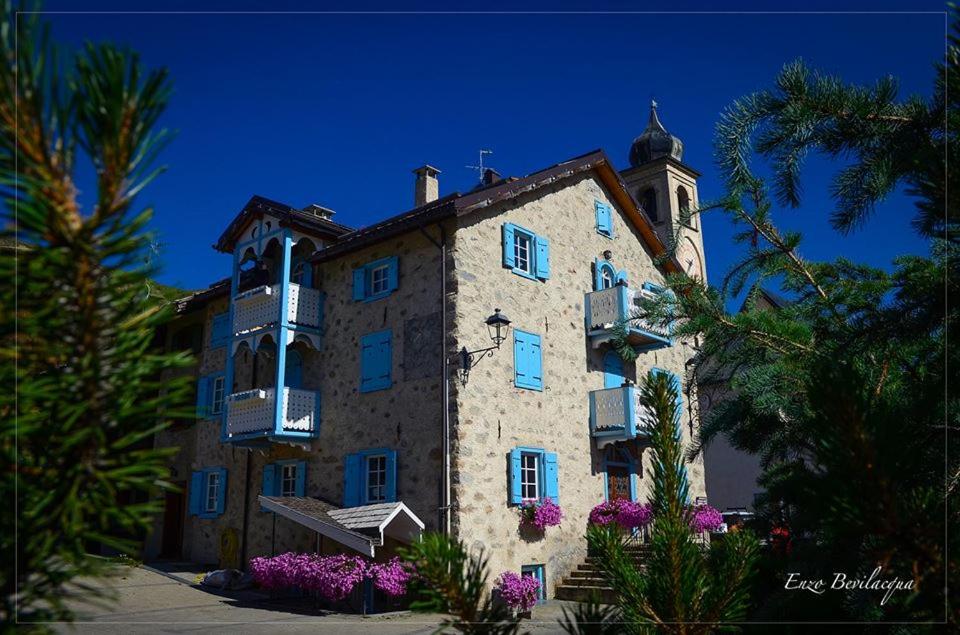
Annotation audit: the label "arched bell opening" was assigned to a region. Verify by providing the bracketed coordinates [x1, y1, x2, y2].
[231, 341, 254, 393]
[253, 334, 278, 390]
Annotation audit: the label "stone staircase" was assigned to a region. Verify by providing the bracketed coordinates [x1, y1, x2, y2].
[554, 543, 651, 604]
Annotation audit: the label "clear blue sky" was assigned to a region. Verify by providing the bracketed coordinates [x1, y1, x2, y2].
[42, 1, 945, 300]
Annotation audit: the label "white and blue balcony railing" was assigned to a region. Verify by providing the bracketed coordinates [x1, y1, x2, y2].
[584, 285, 671, 350]
[588, 385, 649, 447]
[233, 282, 323, 335]
[224, 387, 320, 442]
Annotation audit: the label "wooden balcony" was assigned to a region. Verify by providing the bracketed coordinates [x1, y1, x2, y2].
[584, 285, 671, 350]
[224, 387, 320, 442]
[232, 282, 322, 335]
[588, 385, 647, 447]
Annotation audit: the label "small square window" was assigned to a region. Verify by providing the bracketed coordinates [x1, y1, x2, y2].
[211, 376, 225, 415]
[205, 471, 220, 513]
[521, 564, 546, 602]
[366, 455, 387, 503]
[514, 232, 532, 275]
[281, 463, 297, 497]
[370, 265, 389, 295]
[520, 453, 539, 500]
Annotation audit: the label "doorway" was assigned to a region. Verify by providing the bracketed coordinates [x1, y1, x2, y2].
[160, 482, 185, 559]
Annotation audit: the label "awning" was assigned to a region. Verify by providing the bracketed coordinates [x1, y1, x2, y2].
[258, 496, 425, 557]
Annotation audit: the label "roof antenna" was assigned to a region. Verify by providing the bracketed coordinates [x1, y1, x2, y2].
[466, 149, 495, 184]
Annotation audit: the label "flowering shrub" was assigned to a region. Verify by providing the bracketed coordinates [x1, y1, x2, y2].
[249, 552, 410, 600]
[588, 499, 653, 530]
[368, 557, 412, 596]
[518, 499, 564, 531]
[687, 504, 724, 533]
[494, 571, 541, 612]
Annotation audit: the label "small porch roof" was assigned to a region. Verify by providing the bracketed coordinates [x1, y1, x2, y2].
[258, 496, 425, 557]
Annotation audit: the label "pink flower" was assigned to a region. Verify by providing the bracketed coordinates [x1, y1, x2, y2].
[687, 504, 723, 533]
[368, 557, 412, 596]
[588, 499, 653, 530]
[519, 499, 564, 531]
[249, 552, 410, 599]
[495, 571, 541, 612]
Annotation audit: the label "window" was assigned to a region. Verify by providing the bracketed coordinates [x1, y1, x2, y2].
[514, 232, 531, 274]
[593, 259, 626, 292]
[641, 188, 658, 223]
[291, 261, 307, 286]
[205, 471, 220, 513]
[211, 376, 225, 415]
[520, 453, 539, 500]
[279, 463, 297, 497]
[196, 373, 226, 419]
[360, 330, 392, 393]
[352, 257, 399, 302]
[509, 448, 559, 505]
[502, 223, 550, 281]
[189, 467, 227, 518]
[366, 455, 387, 503]
[370, 264, 389, 295]
[343, 448, 398, 507]
[595, 200, 614, 237]
[513, 330, 543, 391]
[601, 267, 614, 289]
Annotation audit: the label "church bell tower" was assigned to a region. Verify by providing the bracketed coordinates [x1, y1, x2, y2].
[620, 101, 706, 283]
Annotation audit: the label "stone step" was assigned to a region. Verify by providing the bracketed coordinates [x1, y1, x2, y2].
[554, 584, 617, 604]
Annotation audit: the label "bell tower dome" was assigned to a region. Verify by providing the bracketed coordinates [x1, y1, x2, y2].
[621, 101, 707, 282]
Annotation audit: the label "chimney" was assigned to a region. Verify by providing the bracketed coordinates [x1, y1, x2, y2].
[413, 165, 441, 207]
[481, 167, 501, 187]
[302, 203, 335, 220]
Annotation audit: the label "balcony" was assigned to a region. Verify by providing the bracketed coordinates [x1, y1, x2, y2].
[233, 282, 322, 335]
[584, 285, 671, 350]
[224, 387, 320, 442]
[589, 385, 648, 447]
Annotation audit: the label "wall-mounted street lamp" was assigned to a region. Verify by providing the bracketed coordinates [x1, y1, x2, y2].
[454, 308, 511, 386]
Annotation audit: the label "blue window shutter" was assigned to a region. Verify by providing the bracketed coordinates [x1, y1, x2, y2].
[344, 453, 361, 507]
[386, 256, 399, 292]
[361, 330, 392, 393]
[294, 460, 307, 497]
[534, 235, 550, 280]
[196, 376, 210, 419]
[502, 224, 516, 268]
[352, 268, 366, 301]
[603, 351, 624, 389]
[593, 258, 603, 290]
[385, 450, 397, 502]
[528, 334, 543, 389]
[211, 313, 230, 348]
[544, 452, 559, 504]
[188, 471, 203, 516]
[509, 448, 522, 504]
[596, 200, 613, 236]
[514, 331, 528, 387]
[615, 269, 628, 285]
[215, 468, 228, 516]
[262, 463, 277, 497]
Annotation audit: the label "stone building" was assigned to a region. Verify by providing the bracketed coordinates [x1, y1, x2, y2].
[146, 103, 709, 602]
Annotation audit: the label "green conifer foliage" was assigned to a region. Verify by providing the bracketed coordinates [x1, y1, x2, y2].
[0, 4, 191, 623]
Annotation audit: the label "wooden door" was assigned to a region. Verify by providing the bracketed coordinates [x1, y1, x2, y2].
[606, 465, 631, 501]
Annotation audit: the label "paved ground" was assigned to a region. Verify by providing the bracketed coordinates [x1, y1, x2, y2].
[49, 564, 579, 634]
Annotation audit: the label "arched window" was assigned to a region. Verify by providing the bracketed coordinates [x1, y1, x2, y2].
[600, 266, 615, 289]
[595, 260, 617, 291]
[676, 186, 692, 226]
[641, 188, 658, 222]
[291, 258, 311, 287]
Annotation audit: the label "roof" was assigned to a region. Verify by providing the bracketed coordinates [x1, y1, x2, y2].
[214, 195, 355, 253]
[313, 149, 682, 274]
[258, 496, 424, 557]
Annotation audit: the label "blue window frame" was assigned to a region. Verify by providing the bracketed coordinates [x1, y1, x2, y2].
[521, 564, 547, 603]
[262, 460, 306, 509]
[502, 223, 550, 281]
[343, 448, 398, 507]
[189, 467, 227, 519]
[211, 312, 231, 349]
[360, 330, 392, 393]
[595, 200, 614, 238]
[513, 330, 543, 391]
[508, 447, 559, 505]
[352, 256, 399, 302]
